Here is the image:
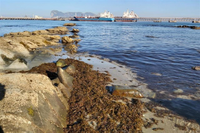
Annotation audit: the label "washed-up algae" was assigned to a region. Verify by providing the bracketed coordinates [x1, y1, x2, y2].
[22, 58, 144, 132]
[21, 63, 58, 80]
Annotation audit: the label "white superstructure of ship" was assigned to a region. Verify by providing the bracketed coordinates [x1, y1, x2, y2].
[123, 10, 139, 18]
[100, 11, 114, 18]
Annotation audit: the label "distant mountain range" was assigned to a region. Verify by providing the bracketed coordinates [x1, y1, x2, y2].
[50, 10, 96, 18]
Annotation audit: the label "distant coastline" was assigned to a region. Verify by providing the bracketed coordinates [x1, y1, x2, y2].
[1, 10, 199, 22]
[0, 17, 199, 22]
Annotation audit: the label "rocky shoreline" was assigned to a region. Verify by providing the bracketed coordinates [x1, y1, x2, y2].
[176, 25, 200, 29]
[0, 23, 200, 132]
[0, 23, 80, 71]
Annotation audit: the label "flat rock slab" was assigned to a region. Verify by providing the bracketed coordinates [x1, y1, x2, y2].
[0, 73, 68, 133]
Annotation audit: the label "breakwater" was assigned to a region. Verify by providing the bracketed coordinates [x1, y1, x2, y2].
[0, 17, 60, 20]
[1, 17, 200, 22]
[137, 17, 200, 22]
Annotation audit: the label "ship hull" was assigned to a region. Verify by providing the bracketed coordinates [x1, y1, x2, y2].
[71, 17, 114, 22]
[114, 17, 137, 22]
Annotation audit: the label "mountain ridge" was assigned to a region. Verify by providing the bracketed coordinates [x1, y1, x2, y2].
[50, 10, 96, 18]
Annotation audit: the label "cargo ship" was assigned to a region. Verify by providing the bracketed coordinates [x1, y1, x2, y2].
[114, 10, 138, 22]
[71, 11, 114, 22]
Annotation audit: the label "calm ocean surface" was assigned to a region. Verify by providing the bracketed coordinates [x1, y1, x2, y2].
[0, 20, 200, 123]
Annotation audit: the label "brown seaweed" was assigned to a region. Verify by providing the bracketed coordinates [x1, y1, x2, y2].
[21, 58, 144, 132]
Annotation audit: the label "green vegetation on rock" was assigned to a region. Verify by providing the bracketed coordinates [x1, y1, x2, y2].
[27, 107, 34, 116]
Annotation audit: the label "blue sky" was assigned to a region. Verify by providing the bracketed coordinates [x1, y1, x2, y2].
[0, 0, 199, 18]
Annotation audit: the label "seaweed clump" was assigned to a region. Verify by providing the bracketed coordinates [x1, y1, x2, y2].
[61, 59, 144, 132]
[20, 63, 58, 80]
[21, 58, 144, 132]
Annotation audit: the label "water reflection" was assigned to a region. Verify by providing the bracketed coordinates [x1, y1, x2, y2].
[154, 98, 200, 124]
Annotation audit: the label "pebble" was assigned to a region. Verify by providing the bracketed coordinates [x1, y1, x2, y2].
[192, 66, 200, 71]
[151, 72, 162, 76]
[148, 92, 156, 98]
[145, 35, 158, 38]
[173, 89, 184, 94]
[159, 91, 165, 94]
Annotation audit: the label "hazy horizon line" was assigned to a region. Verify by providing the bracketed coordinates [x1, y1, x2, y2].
[1, 15, 200, 19]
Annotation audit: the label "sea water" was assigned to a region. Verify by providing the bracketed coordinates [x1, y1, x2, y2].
[0, 20, 200, 123]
